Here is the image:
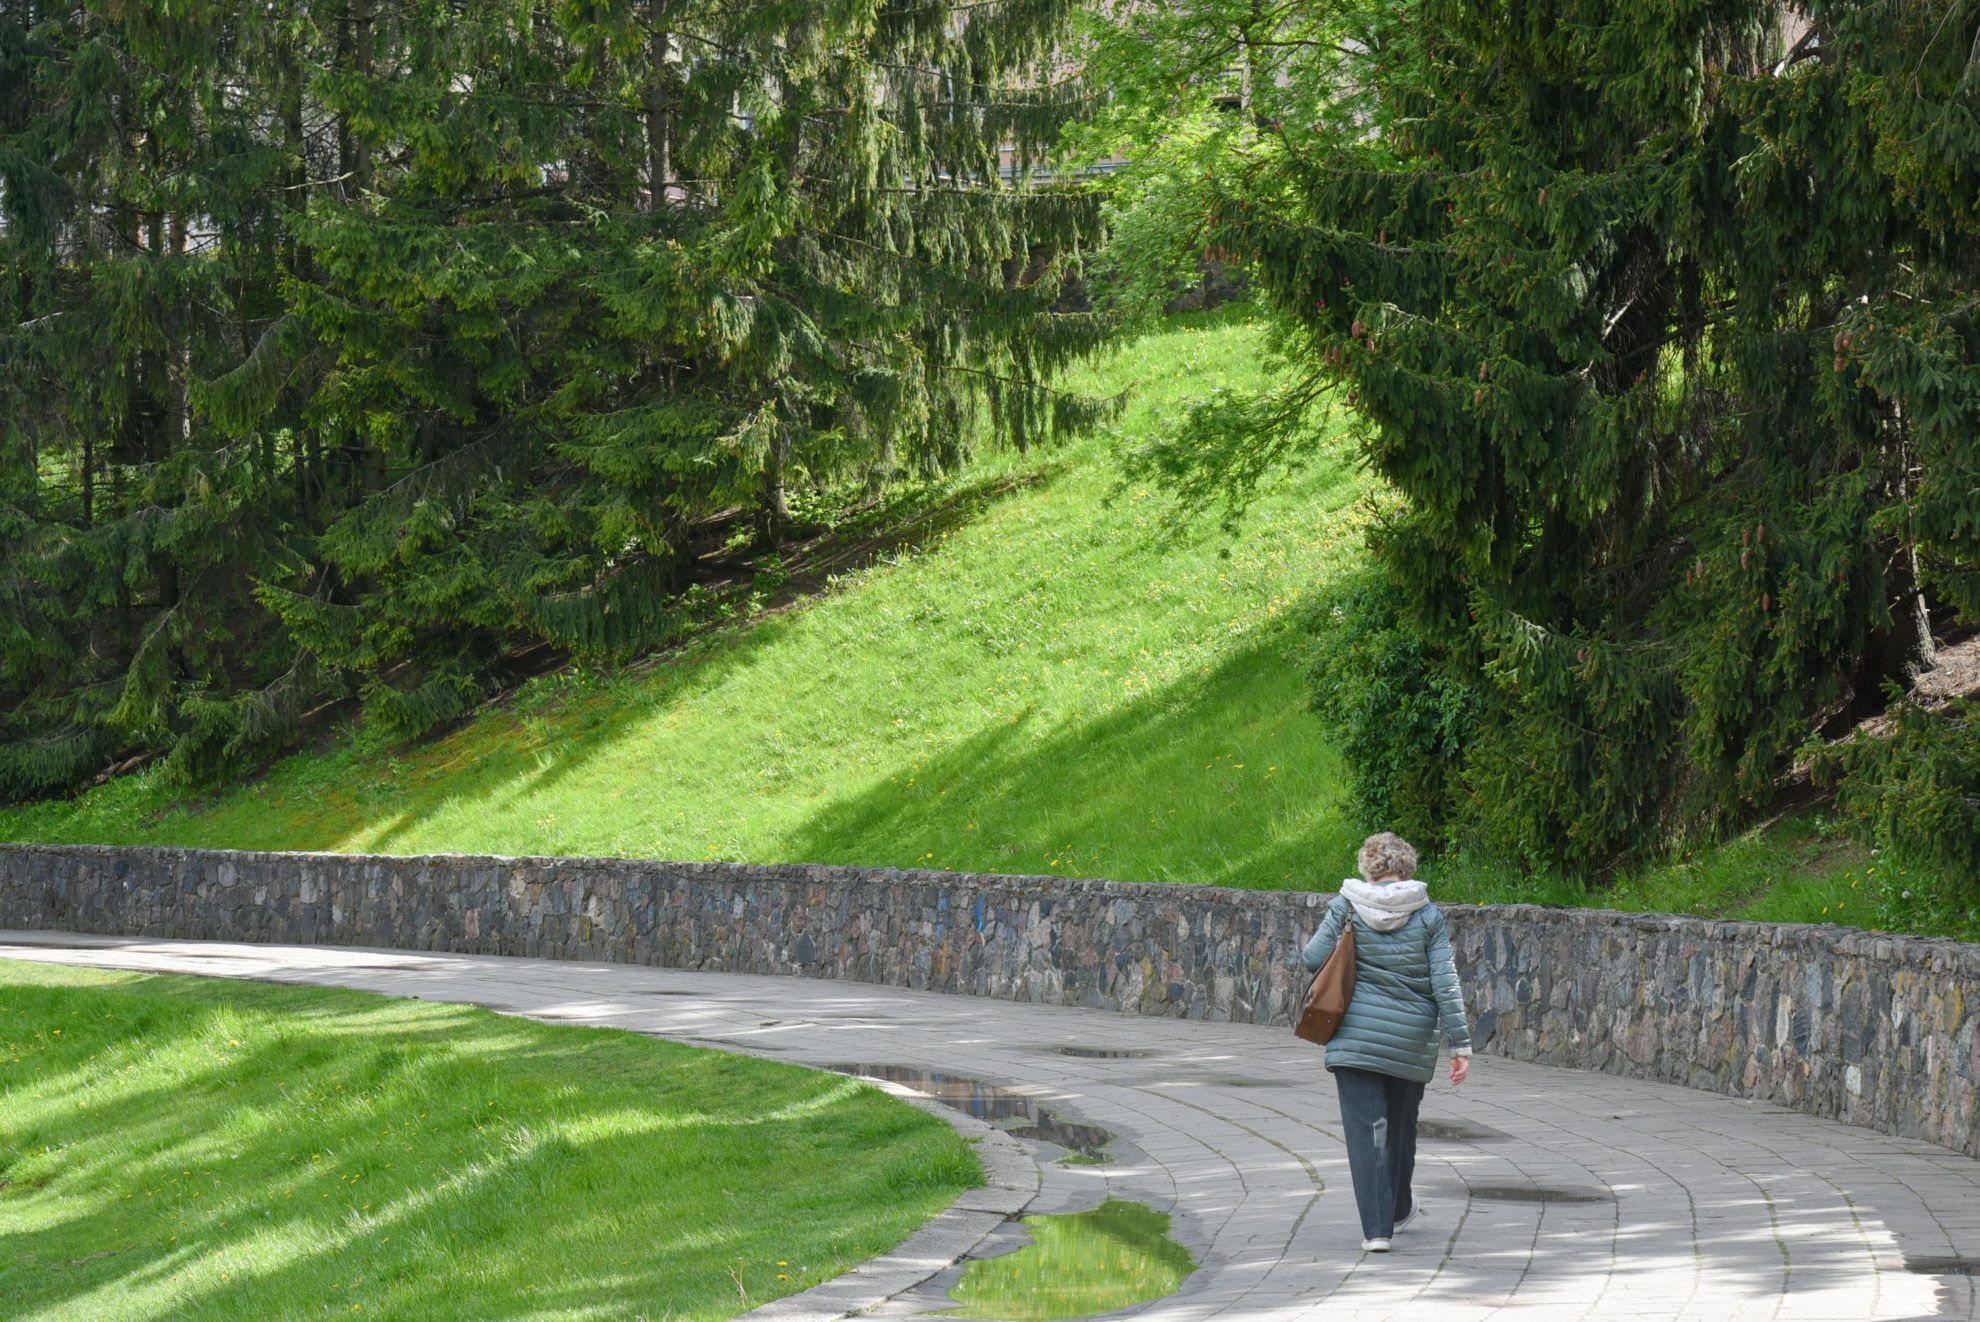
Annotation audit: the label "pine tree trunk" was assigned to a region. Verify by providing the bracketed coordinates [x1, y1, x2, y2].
[351, 0, 375, 193]
[336, 0, 376, 198]
[644, 0, 673, 212]
[281, 38, 310, 277]
[80, 432, 94, 529]
[1842, 527, 1933, 730]
[1237, 35, 1252, 118]
[112, 465, 131, 659]
[336, 1, 379, 505]
[134, 210, 167, 464]
[761, 430, 790, 546]
[302, 431, 320, 512]
[166, 212, 190, 456]
[664, 517, 694, 591]
[1892, 406, 1937, 670]
[1906, 547, 1936, 670]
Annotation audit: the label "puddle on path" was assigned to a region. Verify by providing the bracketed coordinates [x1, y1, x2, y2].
[1905, 1257, 1980, 1275]
[1201, 1076, 1287, 1088]
[1043, 1046, 1156, 1059]
[1011, 1112, 1113, 1158]
[822, 1063, 1115, 1161]
[1420, 1119, 1508, 1142]
[1468, 1184, 1613, 1204]
[947, 1197, 1194, 1321]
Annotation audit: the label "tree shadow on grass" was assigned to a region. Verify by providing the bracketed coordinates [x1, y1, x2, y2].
[196, 462, 1065, 859]
[775, 632, 1362, 890]
[347, 610, 807, 856]
[0, 966, 973, 1322]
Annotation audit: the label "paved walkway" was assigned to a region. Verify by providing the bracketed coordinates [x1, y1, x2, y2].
[4, 933, 1977, 1322]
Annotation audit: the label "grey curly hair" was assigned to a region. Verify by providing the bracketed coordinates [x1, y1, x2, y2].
[1357, 832, 1418, 882]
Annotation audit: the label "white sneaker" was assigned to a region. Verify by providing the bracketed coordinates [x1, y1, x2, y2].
[1395, 1197, 1424, 1233]
[1361, 1237, 1392, 1253]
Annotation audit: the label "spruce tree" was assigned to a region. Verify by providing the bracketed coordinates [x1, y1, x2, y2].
[1, 0, 308, 791]
[1102, 0, 1979, 867]
[0, 0, 1107, 795]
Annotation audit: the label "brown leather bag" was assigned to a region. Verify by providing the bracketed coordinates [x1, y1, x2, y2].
[1294, 911, 1356, 1045]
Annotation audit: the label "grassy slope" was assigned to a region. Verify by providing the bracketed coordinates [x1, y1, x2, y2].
[0, 315, 1929, 930]
[0, 958, 977, 1322]
[1, 317, 1370, 891]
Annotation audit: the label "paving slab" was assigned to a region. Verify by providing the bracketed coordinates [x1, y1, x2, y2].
[2, 931, 1976, 1321]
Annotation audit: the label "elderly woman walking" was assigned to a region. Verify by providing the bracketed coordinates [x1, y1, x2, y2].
[1300, 832, 1473, 1253]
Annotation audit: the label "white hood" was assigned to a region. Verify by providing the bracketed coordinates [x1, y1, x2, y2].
[1340, 878, 1430, 932]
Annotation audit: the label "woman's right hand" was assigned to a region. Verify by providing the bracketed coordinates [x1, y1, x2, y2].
[1450, 1055, 1470, 1086]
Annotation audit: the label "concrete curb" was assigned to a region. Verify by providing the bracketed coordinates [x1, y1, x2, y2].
[738, 1078, 1039, 1322]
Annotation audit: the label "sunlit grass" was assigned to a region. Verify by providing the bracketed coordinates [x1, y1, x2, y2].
[0, 958, 979, 1322]
[1425, 809, 1965, 938]
[947, 1198, 1195, 1321]
[1, 316, 1371, 892]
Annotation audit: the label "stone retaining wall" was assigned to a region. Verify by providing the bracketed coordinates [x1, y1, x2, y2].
[3, 842, 1975, 1159]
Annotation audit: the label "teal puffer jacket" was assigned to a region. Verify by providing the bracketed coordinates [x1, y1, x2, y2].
[1299, 896, 1472, 1083]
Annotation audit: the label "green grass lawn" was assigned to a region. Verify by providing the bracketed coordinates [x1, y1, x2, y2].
[0, 958, 979, 1322]
[0, 314, 1948, 934]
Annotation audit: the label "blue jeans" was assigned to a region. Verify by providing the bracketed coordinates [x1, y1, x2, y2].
[1332, 1066, 1423, 1240]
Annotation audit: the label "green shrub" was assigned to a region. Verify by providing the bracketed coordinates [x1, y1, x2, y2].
[1828, 697, 1980, 917]
[1301, 570, 1479, 847]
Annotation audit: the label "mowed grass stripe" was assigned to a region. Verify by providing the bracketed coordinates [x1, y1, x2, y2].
[0, 958, 978, 1322]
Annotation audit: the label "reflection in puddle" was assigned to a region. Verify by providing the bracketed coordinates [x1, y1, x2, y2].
[1468, 1184, 1612, 1203]
[1905, 1257, 1980, 1275]
[1203, 1077, 1284, 1089]
[1045, 1046, 1155, 1059]
[948, 1197, 1194, 1321]
[822, 1063, 1114, 1160]
[1420, 1120, 1508, 1142]
[1010, 1112, 1113, 1158]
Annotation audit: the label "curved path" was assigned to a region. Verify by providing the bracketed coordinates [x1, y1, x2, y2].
[5, 932, 1976, 1322]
